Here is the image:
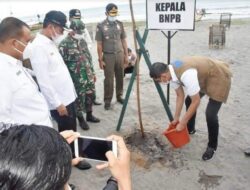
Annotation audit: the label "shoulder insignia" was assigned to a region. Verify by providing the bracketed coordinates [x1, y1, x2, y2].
[172, 60, 183, 68]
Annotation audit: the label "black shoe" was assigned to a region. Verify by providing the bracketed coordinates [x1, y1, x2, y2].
[188, 129, 196, 134]
[87, 113, 100, 123]
[78, 116, 89, 130]
[104, 103, 111, 110]
[117, 98, 124, 104]
[244, 148, 250, 156]
[93, 100, 102, 105]
[202, 147, 216, 161]
[69, 184, 77, 190]
[75, 160, 92, 170]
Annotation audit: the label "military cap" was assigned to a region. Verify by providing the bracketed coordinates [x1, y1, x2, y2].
[69, 9, 81, 19]
[70, 19, 85, 34]
[106, 3, 118, 16]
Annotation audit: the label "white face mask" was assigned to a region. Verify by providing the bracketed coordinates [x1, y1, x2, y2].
[160, 81, 170, 85]
[108, 16, 117, 22]
[51, 26, 62, 42]
[72, 34, 83, 40]
[13, 40, 27, 58]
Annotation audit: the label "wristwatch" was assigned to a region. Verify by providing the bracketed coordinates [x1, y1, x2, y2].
[102, 176, 118, 190]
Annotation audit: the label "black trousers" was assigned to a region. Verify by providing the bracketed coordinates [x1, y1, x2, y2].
[185, 94, 222, 149]
[50, 101, 77, 156]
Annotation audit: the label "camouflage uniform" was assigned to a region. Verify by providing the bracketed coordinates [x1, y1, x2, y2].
[59, 34, 95, 118]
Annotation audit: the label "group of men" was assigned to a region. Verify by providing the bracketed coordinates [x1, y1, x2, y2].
[0, 1, 248, 190]
[0, 3, 132, 190]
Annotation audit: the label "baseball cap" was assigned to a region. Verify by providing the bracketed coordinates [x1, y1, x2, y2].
[70, 19, 85, 34]
[44, 10, 68, 28]
[106, 3, 118, 16]
[69, 9, 81, 19]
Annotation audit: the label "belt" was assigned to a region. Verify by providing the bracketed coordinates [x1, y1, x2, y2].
[103, 51, 122, 54]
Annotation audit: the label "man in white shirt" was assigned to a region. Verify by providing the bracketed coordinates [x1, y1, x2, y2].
[150, 57, 232, 161]
[25, 11, 91, 170]
[0, 17, 52, 128]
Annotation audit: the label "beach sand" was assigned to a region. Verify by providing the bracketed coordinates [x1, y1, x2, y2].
[68, 18, 250, 190]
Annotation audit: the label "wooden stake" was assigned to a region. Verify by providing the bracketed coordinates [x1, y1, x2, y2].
[129, 0, 144, 137]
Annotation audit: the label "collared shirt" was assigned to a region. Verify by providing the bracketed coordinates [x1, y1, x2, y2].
[25, 33, 77, 110]
[0, 52, 52, 127]
[169, 65, 200, 96]
[95, 19, 126, 53]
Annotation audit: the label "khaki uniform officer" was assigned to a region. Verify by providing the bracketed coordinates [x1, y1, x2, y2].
[150, 56, 232, 161]
[95, 3, 128, 110]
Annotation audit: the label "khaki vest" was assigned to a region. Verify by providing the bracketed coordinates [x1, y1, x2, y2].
[173, 56, 232, 103]
[96, 20, 125, 53]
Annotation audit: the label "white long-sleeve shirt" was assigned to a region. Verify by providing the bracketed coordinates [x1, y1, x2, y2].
[25, 33, 77, 110]
[0, 52, 52, 127]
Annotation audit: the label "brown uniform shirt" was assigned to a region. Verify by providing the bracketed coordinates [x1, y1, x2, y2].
[95, 19, 126, 53]
[173, 56, 232, 103]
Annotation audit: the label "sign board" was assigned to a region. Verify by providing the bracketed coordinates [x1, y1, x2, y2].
[146, 0, 196, 30]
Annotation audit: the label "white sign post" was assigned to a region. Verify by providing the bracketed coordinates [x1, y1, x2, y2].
[147, 0, 196, 30]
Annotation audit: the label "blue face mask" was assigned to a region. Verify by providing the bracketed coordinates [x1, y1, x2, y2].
[108, 16, 117, 22]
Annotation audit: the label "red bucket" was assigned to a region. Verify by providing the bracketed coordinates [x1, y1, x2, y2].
[163, 122, 190, 148]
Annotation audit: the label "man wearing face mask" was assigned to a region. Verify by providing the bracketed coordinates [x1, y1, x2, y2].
[59, 19, 100, 131]
[69, 9, 102, 106]
[24, 11, 91, 170]
[95, 3, 129, 110]
[149, 57, 232, 161]
[0, 17, 52, 128]
[69, 9, 93, 49]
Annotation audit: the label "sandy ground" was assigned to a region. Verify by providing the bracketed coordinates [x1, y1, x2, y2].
[68, 18, 250, 190]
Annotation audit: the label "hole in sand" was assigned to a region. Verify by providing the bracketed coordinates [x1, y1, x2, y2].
[124, 129, 186, 169]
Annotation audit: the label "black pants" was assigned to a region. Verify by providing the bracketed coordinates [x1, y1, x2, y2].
[50, 101, 77, 156]
[185, 94, 222, 149]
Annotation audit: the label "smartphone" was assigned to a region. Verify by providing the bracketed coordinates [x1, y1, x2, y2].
[74, 136, 117, 162]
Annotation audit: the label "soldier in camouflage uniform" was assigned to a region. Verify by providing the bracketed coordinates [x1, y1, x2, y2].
[69, 9, 102, 106]
[59, 19, 100, 130]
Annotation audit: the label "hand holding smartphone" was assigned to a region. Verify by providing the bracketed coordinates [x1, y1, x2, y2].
[74, 136, 117, 162]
